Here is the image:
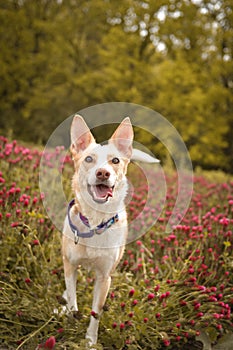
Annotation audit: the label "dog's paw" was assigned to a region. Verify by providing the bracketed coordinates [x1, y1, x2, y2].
[53, 305, 68, 316]
[79, 338, 102, 350]
[84, 339, 102, 350]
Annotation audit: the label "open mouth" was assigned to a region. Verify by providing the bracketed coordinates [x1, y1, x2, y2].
[88, 184, 114, 203]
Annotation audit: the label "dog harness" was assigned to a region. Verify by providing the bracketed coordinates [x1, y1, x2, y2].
[68, 199, 119, 244]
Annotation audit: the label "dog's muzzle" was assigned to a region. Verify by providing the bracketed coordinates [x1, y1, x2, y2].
[87, 183, 114, 203]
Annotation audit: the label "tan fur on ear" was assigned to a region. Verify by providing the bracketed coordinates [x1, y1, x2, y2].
[70, 115, 95, 154]
[110, 117, 134, 158]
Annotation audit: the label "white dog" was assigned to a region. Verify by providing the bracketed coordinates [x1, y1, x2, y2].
[62, 115, 158, 345]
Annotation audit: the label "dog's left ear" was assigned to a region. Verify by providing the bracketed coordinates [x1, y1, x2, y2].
[110, 117, 134, 158]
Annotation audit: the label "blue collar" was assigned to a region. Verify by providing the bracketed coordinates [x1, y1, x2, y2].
[67, 199, 119, 244]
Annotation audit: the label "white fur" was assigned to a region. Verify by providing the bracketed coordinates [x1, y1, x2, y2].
[132, 148, 160, 163]
[62, 116, 132, 346]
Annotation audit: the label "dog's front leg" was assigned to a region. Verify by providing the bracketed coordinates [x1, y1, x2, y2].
[86, 273, 111, 345]
[63, 256, 78, 312]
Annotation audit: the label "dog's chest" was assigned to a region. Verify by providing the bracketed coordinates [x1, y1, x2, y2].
[68, 227, 126, 274]
[63, 211, 127, 270]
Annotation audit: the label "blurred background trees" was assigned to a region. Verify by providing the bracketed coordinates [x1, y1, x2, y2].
[0, 0, 232, 171]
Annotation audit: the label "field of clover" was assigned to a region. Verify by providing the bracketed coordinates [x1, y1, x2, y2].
[0, 136, 232, 350]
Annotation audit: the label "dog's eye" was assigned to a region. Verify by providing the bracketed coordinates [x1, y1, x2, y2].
[112, 157, 120, 164]
[85, 156, 93, 163]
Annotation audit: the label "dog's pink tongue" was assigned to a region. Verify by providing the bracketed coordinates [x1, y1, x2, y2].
[96, 185, 113, 198]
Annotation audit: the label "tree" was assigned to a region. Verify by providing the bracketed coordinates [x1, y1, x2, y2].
[0, 0, 232, 171]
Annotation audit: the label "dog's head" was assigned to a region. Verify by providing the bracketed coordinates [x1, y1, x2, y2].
[70, 115, 133, 209]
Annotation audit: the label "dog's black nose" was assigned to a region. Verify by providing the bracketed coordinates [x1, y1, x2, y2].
[96, 168, 110, 181]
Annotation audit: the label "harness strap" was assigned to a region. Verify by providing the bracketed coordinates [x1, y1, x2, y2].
[67, 199, 119, 244]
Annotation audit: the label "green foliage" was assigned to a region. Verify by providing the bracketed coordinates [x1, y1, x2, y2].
[0, 0, 232, 169]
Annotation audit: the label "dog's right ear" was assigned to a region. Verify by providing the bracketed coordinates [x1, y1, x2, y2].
[70, 115, 95, 154]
